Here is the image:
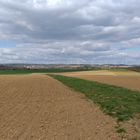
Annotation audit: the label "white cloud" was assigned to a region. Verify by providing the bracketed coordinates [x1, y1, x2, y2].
[0, 0, 140, 64]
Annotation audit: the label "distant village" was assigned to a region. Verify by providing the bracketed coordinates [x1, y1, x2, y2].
[0, 64, 136, 70]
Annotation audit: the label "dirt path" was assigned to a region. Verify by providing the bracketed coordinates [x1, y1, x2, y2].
[0, 74, 119, 140]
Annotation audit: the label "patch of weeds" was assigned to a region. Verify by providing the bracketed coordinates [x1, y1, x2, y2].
[115, 124, 126, 133]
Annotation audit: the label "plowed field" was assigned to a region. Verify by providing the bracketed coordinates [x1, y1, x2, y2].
[60, 70, 140, 91]
[0, 74, 118, 140]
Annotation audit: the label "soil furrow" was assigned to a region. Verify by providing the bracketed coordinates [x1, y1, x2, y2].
[0, 74, 119, 140]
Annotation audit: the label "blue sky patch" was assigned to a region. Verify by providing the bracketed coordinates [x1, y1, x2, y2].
[0, 40, 16, 48]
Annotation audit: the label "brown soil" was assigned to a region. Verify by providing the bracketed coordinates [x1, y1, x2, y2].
[0, 74, 119, 140]
[60, 70, 140, 91]
[59, 70, 140, 77]
[65, 75, 140, 91]
[59, 71, 140, 139]
[120, 117, 140, 140]
[60, 70, 116, 76]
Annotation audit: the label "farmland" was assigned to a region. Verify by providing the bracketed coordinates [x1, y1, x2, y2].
[59, 70, 140, 91]
[0, 69, 140, 139]
[0, 67, 100, 75]
[1, 0, 140, 140]
[50, 74, 140, 139]
[0, 74, 118, 140]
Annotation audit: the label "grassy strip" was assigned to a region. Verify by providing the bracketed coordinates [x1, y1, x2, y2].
[49, 74, 140, 122]
[0, 69, 33, 74]
[0, 68, 101, 75]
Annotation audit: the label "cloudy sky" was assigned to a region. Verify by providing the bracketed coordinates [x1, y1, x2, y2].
[0, 0, 140, 64]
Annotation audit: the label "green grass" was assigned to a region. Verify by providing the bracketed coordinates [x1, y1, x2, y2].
[0, 69, 33, 74]
[0, 68, 100, 75]
[49, 74, 140, 121]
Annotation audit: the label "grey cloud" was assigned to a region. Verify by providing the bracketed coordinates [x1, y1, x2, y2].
[0, 0, 140, 64]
